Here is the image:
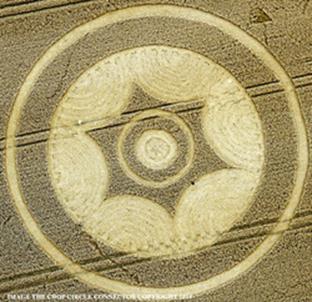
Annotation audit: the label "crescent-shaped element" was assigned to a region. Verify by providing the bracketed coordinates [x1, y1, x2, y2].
[48, 132, 109, 223]
[202, 79, 264, 172]
[55, 56, 133, 127]
[83, 195, 175, 257]
[174, 169, 259, 250]
[128, 46, 215, 102]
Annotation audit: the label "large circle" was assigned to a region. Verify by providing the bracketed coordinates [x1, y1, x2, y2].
[48, 44, 263, 259]
[5, 5, 308, 299]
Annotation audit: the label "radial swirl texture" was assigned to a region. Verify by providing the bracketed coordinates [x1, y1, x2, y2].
[48, 46, 264, 257]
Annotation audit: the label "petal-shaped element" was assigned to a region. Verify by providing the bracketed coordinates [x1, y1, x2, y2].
[55, 56, 132, 127]
[128, 46, 224, 102]
[48, 133, 109, 223]
[174, 169, 258, 250]
[84, 195, 174, 257]
[202, 81, 264, 172]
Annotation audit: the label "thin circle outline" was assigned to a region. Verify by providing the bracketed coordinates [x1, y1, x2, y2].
[5, 5, 308, 299]
[117, 109, 195, 188]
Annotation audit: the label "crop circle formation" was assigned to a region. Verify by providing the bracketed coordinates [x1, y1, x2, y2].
[5, 5, 307, 299]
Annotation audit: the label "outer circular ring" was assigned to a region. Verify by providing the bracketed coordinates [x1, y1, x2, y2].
[5, 5, 308, 299]
[117, 109, 195, 188]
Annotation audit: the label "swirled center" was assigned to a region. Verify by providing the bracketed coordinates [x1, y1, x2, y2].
[135, 130, 178, 170]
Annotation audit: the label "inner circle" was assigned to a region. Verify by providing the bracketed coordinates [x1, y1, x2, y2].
[118, 109, 195, 188]
[135, 130, 178, 170]
[5, 5, 307, 299]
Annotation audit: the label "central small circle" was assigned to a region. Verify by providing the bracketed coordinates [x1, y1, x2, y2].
[135, 130, 178, 170]
[145, 137, 170, 161]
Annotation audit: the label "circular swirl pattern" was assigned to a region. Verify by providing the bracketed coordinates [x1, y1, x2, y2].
[135, 129, 178, 170]
[5, 5, 307, 299]
[48, 45, 264, 257]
